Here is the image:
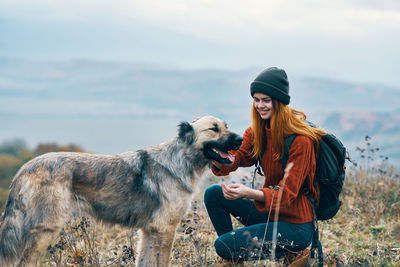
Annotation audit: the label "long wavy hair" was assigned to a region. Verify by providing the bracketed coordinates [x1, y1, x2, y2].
[251, 99, 326, 160]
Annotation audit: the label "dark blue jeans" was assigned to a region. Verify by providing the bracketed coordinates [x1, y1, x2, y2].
[204, 184, 313, 261]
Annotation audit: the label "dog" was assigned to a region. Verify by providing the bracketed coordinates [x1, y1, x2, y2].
[0, 115, 243, 267]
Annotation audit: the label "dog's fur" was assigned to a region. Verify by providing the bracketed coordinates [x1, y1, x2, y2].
[0, 116, 242, 267]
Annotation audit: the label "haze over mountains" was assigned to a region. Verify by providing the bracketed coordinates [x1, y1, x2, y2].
[1, 58, 399, 163]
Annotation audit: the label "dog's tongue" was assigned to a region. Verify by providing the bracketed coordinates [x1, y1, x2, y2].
[217, 150, 235, 162]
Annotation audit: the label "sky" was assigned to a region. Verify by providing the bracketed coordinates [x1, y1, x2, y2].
[1, 0, 400, 87]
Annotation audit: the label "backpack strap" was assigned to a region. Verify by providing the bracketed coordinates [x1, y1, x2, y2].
[281, 134, 324, 266]
[252, 156, 264, 189]
[280, 134, 297, 171]
[252, 134, 266, 189]
[306, 194, 324, 267]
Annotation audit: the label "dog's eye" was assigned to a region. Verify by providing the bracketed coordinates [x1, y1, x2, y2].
[209, 127, 219, 133]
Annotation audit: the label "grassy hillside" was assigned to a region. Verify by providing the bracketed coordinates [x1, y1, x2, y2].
[33, 169, 400, 267]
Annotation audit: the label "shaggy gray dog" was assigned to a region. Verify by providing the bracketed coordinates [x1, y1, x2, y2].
[0, 116, 242, 267]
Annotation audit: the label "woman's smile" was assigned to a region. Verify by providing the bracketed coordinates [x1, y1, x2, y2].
[253, 92, 273, 120]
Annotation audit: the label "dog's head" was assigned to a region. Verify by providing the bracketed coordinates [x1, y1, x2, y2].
[178, 116, 243, 165]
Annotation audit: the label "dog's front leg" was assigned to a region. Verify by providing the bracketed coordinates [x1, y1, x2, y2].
[137, 226, 177, 267]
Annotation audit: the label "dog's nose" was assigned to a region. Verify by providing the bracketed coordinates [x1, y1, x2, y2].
[233, 135, 243, 148]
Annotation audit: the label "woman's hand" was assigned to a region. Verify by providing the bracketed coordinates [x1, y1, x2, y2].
[221, 183, 265, 202]
[221, 183, 249, 200]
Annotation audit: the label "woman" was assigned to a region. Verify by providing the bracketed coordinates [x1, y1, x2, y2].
[204, 67, 326, 266]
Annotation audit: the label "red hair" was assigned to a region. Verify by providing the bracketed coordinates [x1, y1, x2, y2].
[251, 100, 326, 160]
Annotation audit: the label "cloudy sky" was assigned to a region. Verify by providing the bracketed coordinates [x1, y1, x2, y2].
[1, 0, 399, 87]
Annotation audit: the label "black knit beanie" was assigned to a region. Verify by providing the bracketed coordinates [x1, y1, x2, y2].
[250, 67, 290, 105]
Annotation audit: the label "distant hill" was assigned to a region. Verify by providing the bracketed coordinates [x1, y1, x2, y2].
[322, 111, 400, 163]
[1, 58, 399, 163]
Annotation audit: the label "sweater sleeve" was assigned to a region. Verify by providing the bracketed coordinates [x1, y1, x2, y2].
[212, 126, 257, 176]
[254, 135, 316, 212]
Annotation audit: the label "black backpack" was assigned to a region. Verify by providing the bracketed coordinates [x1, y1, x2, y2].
[253, 122, 347, 219]
[281, 125, 347, 220]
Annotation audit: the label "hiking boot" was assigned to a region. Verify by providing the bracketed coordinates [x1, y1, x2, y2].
[282, 249, 311, 267]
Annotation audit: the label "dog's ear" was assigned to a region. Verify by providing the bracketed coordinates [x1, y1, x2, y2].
[178, 121, 194, 144]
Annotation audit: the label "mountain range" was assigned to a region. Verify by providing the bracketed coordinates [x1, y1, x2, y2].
[1, 58, 399, 164]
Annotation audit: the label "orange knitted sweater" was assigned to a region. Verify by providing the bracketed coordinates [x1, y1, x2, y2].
[211, 125, 318, 224]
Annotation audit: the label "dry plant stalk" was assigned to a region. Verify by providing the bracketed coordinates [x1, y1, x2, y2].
[271, 162, 294, 261]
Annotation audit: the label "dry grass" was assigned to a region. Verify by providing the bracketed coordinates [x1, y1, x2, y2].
[37, 166, 400, 267]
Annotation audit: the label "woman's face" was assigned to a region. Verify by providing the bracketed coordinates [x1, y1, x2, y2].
[253, 92, 273, 120]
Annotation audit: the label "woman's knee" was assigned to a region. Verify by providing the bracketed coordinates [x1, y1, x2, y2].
[204, 184, 223, 206]
[214, 236, 234, 260]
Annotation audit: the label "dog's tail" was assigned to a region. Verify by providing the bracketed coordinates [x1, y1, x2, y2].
[1, 165, 74, 265]
[0, 192, 26, 265]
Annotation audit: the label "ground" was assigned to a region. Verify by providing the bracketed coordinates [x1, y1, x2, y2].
[39, 167, 400, 267]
